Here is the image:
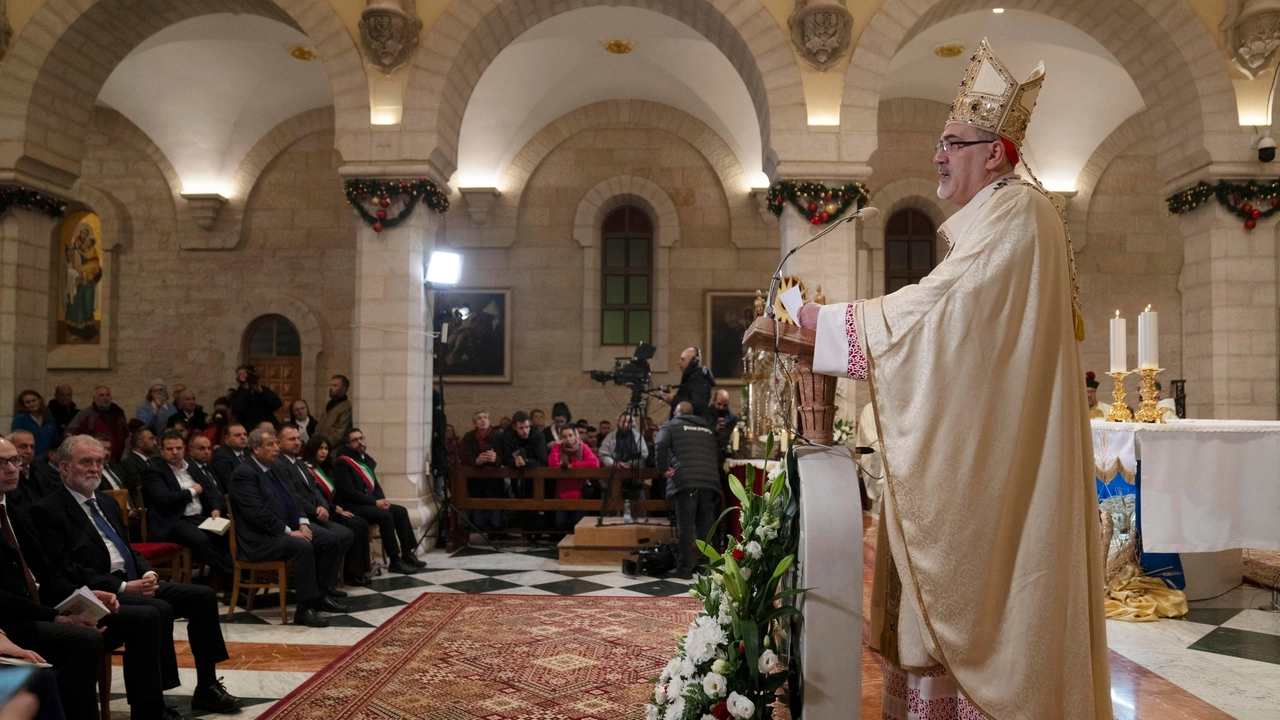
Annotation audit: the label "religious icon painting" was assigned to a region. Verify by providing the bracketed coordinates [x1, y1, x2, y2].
[704, 291, 759, 385]
[436, 289, 512, 383]
[56, 212, 104, 345]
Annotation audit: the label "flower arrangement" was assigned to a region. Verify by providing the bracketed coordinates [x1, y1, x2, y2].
[831, 418, 855, 447]
[649, 436, 803, 720]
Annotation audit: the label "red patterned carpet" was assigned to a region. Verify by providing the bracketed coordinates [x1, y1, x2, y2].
[260, 594, 701, 719]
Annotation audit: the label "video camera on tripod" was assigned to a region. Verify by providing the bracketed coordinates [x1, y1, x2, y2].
[589, 342, 657, 404]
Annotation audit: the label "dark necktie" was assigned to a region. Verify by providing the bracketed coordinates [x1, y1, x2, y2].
[0, 504, 41, 602]
[86, 498, 138, 581]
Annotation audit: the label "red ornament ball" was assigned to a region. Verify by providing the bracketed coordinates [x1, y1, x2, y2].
[1243, 203, 1253, 213]
[1272, 200, 1278, 208]
[819, 211, 830, 222]
[1245, 219, 1256, 230]
[1251, 209, 1261, 219]
[807, 203, 818, 212]
[379, 197, 391, 208]
[811, 216, 822, 225]
[372, 222, 383, 232]
[824, 192, 832, 200]
[404, 199, 411, 206]
[1233, 194, 1242, 204]
[376, 210, 387, 219]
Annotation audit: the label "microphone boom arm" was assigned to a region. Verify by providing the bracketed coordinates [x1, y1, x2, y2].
[765, 207, 874, 319]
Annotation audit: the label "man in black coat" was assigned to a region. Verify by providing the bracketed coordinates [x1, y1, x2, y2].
[273, 425, 367, 590]
[32, 435, 243, 714]
[5, 430, 58, 512]
[332, 428, 423, 575]
[0, 437, 183, 720]
[660, 347, 716, 421]
[229, 428, 345, 627]
[165, 389, 208, 432]
[229, 365, 282, 430]
[500, 412, 549, 533]
[210, 423, 248, 492]
[140, 430, 235, 590]
[655, 402, 723, 579]
[117, 427, 156, 512]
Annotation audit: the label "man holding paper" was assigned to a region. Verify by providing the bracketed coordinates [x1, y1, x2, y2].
[139, 430, 235, 590]
[0, 437, 177, 720]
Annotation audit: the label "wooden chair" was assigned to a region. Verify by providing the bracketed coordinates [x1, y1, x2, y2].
[226, 502, 290, 623]
[103, 488, 190, 584]
[370, 525, 390, 564]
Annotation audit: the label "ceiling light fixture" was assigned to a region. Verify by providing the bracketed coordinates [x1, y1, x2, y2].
[992, 7, 1005, 13]
[934, 43, 965, 58]
[288, 45, 317, 61]
[604, 39, 634, 54]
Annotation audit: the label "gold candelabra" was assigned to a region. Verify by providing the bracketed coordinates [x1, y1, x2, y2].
[1134, 368, 1166, 424]
[1105, 371, 1134, 422]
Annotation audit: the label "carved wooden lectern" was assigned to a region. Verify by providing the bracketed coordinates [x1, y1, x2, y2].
[741, 316, 839, 444]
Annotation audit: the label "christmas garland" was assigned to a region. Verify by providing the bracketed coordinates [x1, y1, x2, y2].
[767, 180, 869, 225]
[1166, 179, 1280, 230]
[0, 185, 67, 220]
[344, 178, 450, 232]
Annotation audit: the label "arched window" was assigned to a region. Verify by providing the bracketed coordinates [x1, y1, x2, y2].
[242, 314, 301, 423]
[601, 205, 653, 346]
[885, 208, 937, 293]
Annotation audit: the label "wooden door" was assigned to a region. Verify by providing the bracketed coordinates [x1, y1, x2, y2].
[242, 315, 301, 424]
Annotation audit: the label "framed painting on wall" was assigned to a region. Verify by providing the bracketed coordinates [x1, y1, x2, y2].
[704, 291, 759, 385]
[435, 289, 512, 383]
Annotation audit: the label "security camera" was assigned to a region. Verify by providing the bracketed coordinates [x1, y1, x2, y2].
[1259, 135, 1276, 163]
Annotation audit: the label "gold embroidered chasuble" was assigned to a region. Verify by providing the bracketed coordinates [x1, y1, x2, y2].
[813, 177, 1111, 718]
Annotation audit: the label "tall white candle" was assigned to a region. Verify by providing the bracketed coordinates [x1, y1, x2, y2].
[1138, 305, 1159, 369]
[1109, 311, 1127, 372]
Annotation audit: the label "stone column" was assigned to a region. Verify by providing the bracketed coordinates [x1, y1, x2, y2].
[0, 209, 56, 429]
[1178, 204, 1278, 419]
[350, 205, 439, 531]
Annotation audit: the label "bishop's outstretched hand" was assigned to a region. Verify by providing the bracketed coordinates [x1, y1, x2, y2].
[797, 302, 822, 330]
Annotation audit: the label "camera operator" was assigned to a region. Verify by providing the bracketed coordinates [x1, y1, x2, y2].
[659, 347, 715, 420]
[709, 389, 739, 455]
[655, 401, 722, 579]
[500, 411, 549, 534]
[229, 365, 282, 431]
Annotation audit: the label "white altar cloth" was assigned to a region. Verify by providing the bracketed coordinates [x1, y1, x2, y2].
[1091, 419, 1280, 553]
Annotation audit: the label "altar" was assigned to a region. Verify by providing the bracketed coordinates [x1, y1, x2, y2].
[1092, 419, 1280, 599]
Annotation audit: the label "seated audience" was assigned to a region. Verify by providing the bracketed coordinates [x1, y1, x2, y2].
[65, 385, 128, 462]
[500, 412, 549, 532]
[229, 428, 346, 627]
[598, 419, 613, 439]
[542, 402, 571, 444]
[584, 425, 598, 450]
[460, 410, 504, 532]
[210, 423, 248, 491]
[529, 409, 547, 439]
[32, 435, 243, 714]
[136, 381, 177, 435]
[598, 412, 648, 469]
[332, 428, 424, 574]
[166, 389, 207, 432]
[117, 427, 156, 513]
[548, 426, 599, 530]
[273, 426, 359, 597]
[10, 391, 58, 458]
[303, 435, 372, 586]
[5, 431, 58, 512]
[140, 430, 235, 590]
[48, 384, 78, 435]
[315, 375, 352, 447]
[0, 437, 178, 720]
[287, 399, 317, 444]
[204, 397, 232, 447]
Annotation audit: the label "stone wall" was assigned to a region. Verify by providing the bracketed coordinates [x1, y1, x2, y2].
[438, 123, 772, 432]
[45, 115, 355, 419]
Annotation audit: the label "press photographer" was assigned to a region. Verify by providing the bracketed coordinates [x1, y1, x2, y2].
[229, 365, 282, 430]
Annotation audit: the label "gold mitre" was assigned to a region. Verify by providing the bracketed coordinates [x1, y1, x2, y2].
[947, 38, 1044, 148]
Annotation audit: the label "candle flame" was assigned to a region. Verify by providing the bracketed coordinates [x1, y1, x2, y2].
[1144, 304, 1152, 312]
[1115, 310, 1120, 318]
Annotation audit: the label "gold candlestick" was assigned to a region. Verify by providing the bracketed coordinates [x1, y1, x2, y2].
[1134, 368, 1166, 424]
[1106, 371, 1134, 422]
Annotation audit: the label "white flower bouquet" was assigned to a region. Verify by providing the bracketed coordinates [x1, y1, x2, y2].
[649, 436, 803, 720]
[831, 418, 855, 447]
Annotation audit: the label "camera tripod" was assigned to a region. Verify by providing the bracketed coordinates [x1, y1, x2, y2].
[597, 388, 661, 526]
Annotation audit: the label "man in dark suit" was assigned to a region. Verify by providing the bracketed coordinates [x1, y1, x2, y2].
[229, 428, 346, 627]
[117, 427, 156, 513]
[274, 425, 371, 588]
[333, 428, 424, 574]
[140, 430, 235, 590]
[4, 431, 58, 512]
[32, 434, 243, 715]
[0, 437, 185, 720]
[165, 389, 208, 432]
[210, 423, 248, 492]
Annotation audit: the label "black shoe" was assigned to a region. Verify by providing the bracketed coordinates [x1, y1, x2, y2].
[388, 559, 416, 574]
[402, 554, 426, 568]
[315, 596, 350, 614]
[294, 606, 330, 628]
[192, 678, 244, 714]
[328, 588, 349, 598]
[345, 574, 372, 588]
[161, 706, 195, 719]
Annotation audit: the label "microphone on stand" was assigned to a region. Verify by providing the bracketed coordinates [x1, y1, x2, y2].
[765, 206, 880, 319]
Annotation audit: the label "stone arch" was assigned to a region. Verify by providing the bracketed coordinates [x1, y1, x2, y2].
[574, 175, 679, 374]
[218, 291, 328, 408]
[406, 0, 807, 181]
[450, 100, 768, 250]
[861, 177, 957, 298]
[87, 107, 183, 237]
[842, 0, 1238, 186]
[1067, 112, 1152, 250]
[0, 0, 368, 189]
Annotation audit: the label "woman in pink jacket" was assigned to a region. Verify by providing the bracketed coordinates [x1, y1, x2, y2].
[548, 426, 599, 530]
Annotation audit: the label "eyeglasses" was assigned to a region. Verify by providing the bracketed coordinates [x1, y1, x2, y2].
[0, 456, 21, 468]
[935, 139, 996, 154]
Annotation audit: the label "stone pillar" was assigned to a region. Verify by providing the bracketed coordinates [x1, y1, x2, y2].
[350, 206, 438, 531]
[1178, 204, 1278, 419]
[0, 209, 56, 430]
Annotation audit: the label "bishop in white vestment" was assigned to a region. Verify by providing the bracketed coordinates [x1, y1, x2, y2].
[801, 39, 1111, 719]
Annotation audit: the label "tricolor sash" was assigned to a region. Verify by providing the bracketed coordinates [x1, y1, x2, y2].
[309, 465, 335, 499]
[341, 456, 378, 492]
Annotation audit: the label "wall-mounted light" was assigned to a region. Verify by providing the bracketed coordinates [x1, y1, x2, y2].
[426, 251, 462, 286]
